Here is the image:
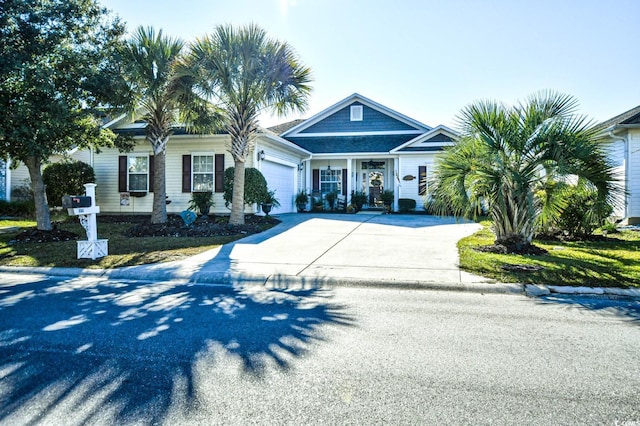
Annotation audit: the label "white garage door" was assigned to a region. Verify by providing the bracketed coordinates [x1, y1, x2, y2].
[261, 160, 295, 213]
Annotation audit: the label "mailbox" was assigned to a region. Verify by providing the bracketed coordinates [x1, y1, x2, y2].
[62, 195, 92, 209]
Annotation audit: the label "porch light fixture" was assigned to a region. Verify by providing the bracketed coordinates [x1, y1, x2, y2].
[258, 150, 265, 161]
[298, 162, 304, 171]
[327, 161, 331, 171]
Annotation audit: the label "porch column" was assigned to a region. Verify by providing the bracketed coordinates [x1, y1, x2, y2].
[395, 156, 401, 210]
[305, 159, 312, 193]
[346, 157, 353, 198]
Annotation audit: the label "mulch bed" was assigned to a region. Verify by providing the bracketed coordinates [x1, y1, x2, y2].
[501, 264, 545, 272]
[11, 227, 80, 244]
[474, 243, 548, 255]
[10, 214, 279, 243]
[125, 214, 278, 238]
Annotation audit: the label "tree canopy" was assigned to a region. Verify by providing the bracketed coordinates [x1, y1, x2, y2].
[185, 24, 312, 224]
[0, 0, 128, 229]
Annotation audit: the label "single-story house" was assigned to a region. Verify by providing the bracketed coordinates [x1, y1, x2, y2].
[4, 93, 455, 215]
[595, 104, 640, 224]
[92, 93, 456, 215]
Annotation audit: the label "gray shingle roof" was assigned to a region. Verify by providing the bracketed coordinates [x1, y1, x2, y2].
[596, 105, 640, 131]
[267, 119, 307, 135]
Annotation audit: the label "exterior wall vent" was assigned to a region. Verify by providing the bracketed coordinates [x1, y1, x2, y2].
[350, 105, 363, 121]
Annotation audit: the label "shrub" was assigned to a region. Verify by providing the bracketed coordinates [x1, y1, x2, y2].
[11, 182, 33, 202]
[398, 198, 416, 212]
[223, 167, 268, 207]
[555, 185, 613, 239]
[350, 191, 367, 211]
[600, 221, 619, 235]
[43, 161, 96, 207]
[188, 191, 214, 216]
[0, 200, 35, 217]
[325, 191, 338, 209]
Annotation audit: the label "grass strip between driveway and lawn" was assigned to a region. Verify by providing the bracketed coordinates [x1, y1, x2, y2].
[0, 217, 275, 269]
[458, 221, 640, 288]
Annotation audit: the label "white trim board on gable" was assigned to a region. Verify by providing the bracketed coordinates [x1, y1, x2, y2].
[390, 125, 458, 153]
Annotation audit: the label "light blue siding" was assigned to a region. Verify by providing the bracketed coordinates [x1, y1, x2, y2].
[300, 103, 421, 134]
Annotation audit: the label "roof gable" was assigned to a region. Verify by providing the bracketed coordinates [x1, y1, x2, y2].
[282, 93, 431, 137]
[391, 125, 458, 153]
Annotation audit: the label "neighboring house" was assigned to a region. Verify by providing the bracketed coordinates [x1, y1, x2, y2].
[0, 159, 9, 201]
[3, 148, 91, 203]
[595, 105, 640, 224]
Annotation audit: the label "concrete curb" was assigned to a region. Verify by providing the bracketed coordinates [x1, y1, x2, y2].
[525, 284, 640, 299]
[0, 265, 520, 293]
[2, 265, 639, 299]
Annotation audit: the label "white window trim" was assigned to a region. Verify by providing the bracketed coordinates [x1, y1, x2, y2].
[320, 168, 342, 195]
[127, 154, 149, 192]
[350, 105, 363, 121]
[191, 152, 215, 192]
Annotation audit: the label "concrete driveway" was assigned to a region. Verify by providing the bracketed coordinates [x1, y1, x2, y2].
[131, 213, 487, 286]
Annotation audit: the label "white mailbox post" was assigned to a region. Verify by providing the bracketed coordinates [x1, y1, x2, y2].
[66, 183, 108, 260]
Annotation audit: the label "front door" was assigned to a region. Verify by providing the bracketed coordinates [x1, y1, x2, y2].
[368, 170, 384, 207]
[361, 160, 386, 208]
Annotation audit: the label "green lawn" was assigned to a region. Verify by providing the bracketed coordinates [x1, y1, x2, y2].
[459, 221, 640, 288]
[0, 218, 272, 269]
[0, 219, 36, 229]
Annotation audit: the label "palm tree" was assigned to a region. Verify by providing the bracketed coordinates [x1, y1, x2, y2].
[185, 24, 312, 225]
[121, 26, 212, 224]
[430, 91, 619, 252]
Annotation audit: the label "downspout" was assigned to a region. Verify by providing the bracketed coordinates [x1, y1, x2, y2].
[607, 127, 629, 220]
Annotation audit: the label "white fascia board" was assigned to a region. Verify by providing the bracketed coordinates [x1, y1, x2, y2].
[394, 150, 449, 155]
[311, 152, 391, 158]
[390, 125, 459, 153]
[288, 130, 424, 137]
[281, 92, 432, 137]
[258, 132, 313, 156]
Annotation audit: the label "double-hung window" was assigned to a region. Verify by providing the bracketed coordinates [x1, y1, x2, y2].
[128, 155, 149, 192]
[320, 169, 342, 195]
[192, 154, 214, 192]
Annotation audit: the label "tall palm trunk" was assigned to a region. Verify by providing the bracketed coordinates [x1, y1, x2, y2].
[24, 156, 52, 231]
[230, 159, 246, 225]
[491, 182, 535, 249]
[151, 149, 167, 224]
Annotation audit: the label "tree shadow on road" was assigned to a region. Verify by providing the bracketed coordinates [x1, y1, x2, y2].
[0, 276, 353, 424]
[535, 294, 640, 324]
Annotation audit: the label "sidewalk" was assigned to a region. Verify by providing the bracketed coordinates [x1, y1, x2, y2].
[1, 213, 639, 298]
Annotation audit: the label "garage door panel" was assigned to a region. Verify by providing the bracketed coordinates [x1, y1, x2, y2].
[262, 161, 295, 213]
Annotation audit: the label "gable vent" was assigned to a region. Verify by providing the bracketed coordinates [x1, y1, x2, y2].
[350, 105, 363, 121]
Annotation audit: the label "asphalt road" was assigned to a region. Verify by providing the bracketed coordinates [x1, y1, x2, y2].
[0, 272, 638, 425]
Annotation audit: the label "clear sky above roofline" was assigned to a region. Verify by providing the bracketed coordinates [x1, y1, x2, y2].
[100, 0, 640, 130]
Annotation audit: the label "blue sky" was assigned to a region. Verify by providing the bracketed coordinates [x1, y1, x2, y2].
[100, 0, 640, 129]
